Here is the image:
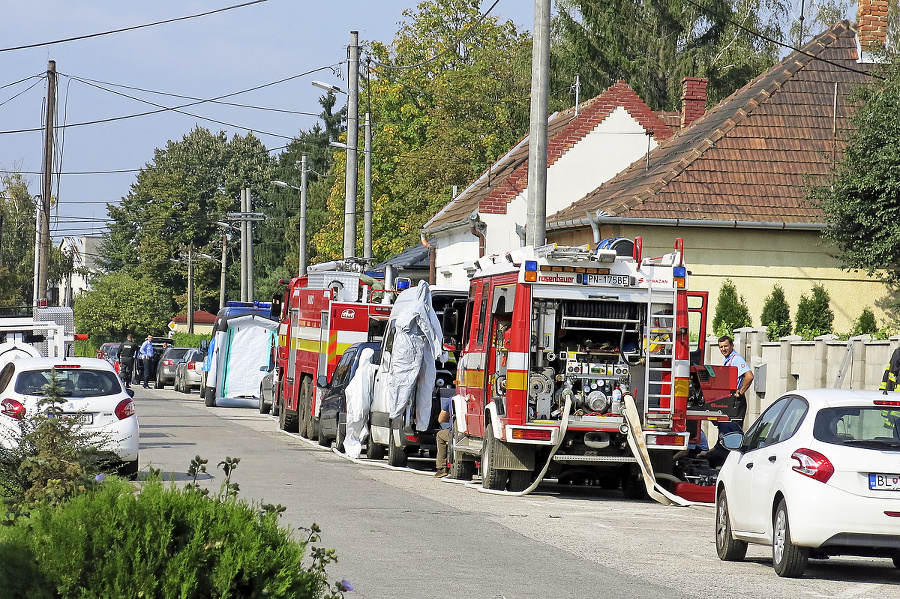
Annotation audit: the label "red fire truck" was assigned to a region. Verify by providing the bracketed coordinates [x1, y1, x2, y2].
[272, 262, 393, 439]
[449, 238, 739, 495]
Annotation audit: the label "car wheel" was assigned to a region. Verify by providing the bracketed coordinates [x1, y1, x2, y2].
[258, 385, 270, 414]
[156, 373, 165, 389]
[367, 434, 386, 460]
[448, 423, 475, 481]
[117, 459, 139, 480]
[203, 386, 216, 407]
[317, 418, 332, 447]
[387, 419, 408, 467]
[481, 421, 508, 490]
[298, 378, 311, 438]
[773, 499, 809, 577]
[716, 490, 748, 561]
[335, 419, 346, 453]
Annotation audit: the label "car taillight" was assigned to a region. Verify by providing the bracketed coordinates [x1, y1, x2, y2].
[1, 398, 26, 420]
[187, 362, 196, 370]
[791, 448, 834, 483]
[163, 359, 173, 366]
[114, 399, 135, 420]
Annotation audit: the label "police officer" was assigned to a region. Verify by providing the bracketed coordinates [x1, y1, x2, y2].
[117, 334, 139, 388]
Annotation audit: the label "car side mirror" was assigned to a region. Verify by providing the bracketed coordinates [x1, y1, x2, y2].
[317, 374, 329, 388]
[259, 366, 268, 372]
[722, 431, 744, 451]
[125, 387, 135, 398]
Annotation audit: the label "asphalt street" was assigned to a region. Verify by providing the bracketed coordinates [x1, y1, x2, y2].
[133, 386, 900, 599]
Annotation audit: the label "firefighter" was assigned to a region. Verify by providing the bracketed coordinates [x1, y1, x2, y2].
[879, 346, 900, 393]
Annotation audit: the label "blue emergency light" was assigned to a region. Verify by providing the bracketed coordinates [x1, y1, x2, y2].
[673, 266, 686, 278]
[525, 260, 537, 271]
[396, 279, 411, 291]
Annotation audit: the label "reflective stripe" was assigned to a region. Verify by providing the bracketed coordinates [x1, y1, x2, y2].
[673, 360, 689, 378]
[507, 370, 527, 392]
[506, 352, 528, 371]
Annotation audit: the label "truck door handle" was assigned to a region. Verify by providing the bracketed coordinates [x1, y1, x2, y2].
[745, 462, 754, 469]
[768, 456, 777, 463]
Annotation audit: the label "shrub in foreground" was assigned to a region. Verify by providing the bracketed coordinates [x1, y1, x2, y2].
[0, 468, 344, 599]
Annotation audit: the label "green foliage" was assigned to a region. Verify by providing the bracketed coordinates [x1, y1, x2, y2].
[0, 371, 114, 514]
[73, 272, 172, 345]
[314, 0, 532, 261]
[795, 284, 834, 338]
[0, 458, 345, 599]
[851, 307, 878, 337]
[172, 331, 210, 348]
[101, 128, 276, 311]
[760, 284, 792, 340]
[815, 60, 900, 283]
[712, 279, 752, 337]
[550, 0, 787, 112]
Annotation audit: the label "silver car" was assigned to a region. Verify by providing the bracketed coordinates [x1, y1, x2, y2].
[175, 348, 206, 394]
[155, 347, 190, 389]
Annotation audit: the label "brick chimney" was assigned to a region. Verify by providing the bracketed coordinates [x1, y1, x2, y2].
[857, 0, 889, 61]
[681, 77, 708, 129]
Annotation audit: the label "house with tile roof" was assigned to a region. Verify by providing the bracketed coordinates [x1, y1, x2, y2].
[545, 9, 893, 332]
[421, 80, 694, 287]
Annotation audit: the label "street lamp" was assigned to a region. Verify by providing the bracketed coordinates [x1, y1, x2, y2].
[273, 157, 308, 276]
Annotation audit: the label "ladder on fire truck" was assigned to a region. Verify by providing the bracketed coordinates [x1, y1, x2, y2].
[641, 259, 678, 430]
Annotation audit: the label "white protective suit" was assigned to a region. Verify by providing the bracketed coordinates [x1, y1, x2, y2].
[343, 347, 378, 459]
[386, 281, 447, 432]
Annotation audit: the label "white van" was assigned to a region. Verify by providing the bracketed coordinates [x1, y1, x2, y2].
[367, 282, 466, 466]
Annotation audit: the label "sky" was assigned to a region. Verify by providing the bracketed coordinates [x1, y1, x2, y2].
[0, 0, 536, 242]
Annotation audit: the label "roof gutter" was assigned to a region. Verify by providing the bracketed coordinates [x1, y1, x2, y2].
[557, 211, 826, 240]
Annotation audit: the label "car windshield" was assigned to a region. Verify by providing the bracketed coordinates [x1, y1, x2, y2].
[15, 368, 123, 398]
[166, 349, 189, 361]
[813, 406, 900, 448]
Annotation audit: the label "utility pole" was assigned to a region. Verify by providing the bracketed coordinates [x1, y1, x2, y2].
[187, 246, 195, 334]
[363, 112, 372, 261]
[343, 31, 360, 259]
[219, 234, 227, 309]
[37, 60, 56, 304]
[240, 188, 249, 302]
[247, 189, 255, 301]
[526, 1, 550, 247]
[299, 155, 308, 276]
[229, 191, 264, 304]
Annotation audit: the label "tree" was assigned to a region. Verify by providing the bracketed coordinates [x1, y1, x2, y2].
[101, 128, 276, 311]
[712, 279, 752, 336]
[815, 61, 900, 285]
[72, 272, 172, 345]
[313, 0, 532, 261]
[761, 284, 792, 340]
[795, 284, 834, 338]
[550, 0, 788, 111]
[0, 172, 37, 310]
[851, 307, 878, 336]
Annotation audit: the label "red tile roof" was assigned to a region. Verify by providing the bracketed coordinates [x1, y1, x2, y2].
[548, 21, 869, 229]
[424, 81, 674, 231]
[172, 310, 217, 324]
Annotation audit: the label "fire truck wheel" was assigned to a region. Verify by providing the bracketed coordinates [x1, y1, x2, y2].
[367, 439, 385, 460]
[621, 469, 648, 500]
[481, 423, 509, 491]
[279, 399, 299, 433]
[507, 470, 531, 492]
[449, 453, 475, 480]
[715, 490, 748, 561]
[387, 420, 408, 467]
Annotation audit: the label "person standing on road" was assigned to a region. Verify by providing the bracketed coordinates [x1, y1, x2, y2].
[139, 335, 155, 389]
[117, 334, 139, 388]
[434, 395, 452, 478]
[706, 335, 754, 468]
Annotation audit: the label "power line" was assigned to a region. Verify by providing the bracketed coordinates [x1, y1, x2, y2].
[0, 1, 269, 53]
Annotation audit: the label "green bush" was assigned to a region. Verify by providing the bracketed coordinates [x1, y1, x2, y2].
[851, 307, 878, 336]
[795, 284, 834, 339]
[172, 331, 210, 348]
[0, 371, 115, 513]
[0, 469, 343, 599]
[760, 284, 791, 340]
[712, 279, 752, 337]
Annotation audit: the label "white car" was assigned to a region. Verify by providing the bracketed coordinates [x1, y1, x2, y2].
[715, 388, 900, 577]
[0, 357, 139, 476]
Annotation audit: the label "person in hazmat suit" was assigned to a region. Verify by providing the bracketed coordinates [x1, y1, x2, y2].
[343, 347, 378, 459]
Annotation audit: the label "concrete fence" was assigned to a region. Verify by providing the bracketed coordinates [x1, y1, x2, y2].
[702, 328, 898, 425]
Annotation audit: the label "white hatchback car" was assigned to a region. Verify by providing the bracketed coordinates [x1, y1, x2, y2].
[715, 388, 900, 577]
[0, 357, 139, 476]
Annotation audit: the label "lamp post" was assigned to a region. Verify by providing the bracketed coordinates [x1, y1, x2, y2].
[273, 158, 308, 276]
